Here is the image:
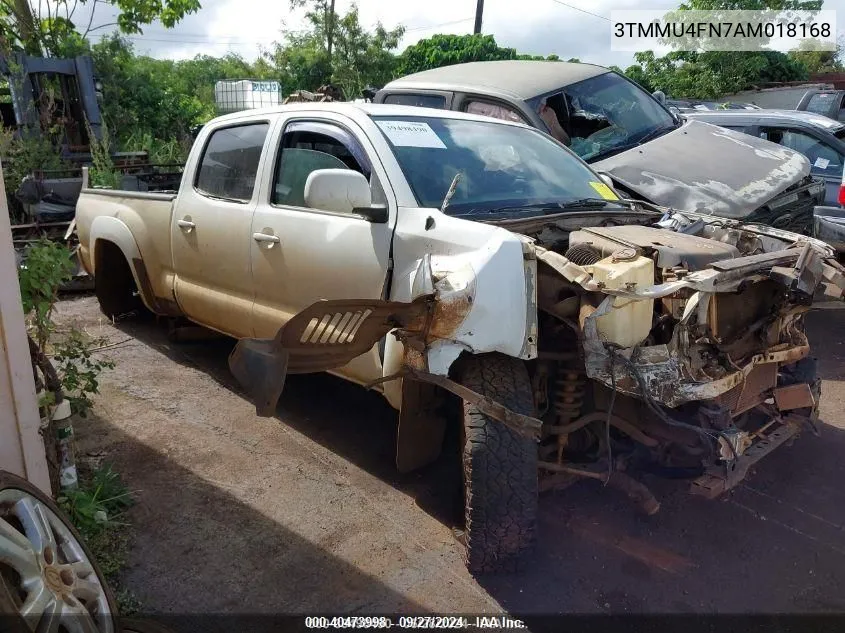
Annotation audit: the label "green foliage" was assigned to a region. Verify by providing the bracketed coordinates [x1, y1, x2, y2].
[17, 240, 113, 416]
[17, 239, 75, 349]
[330, 6, 404, 98]
[58, 464, 134, 598]
[269, 3, 403, 98]
[123, 131, 189, 164]
[622, 48, 809, 100]
[3, 0, 201, 57]
[616, 0, 826, 99]
[679, 0, 821, 9]
[53, 331, 115, 417]
[788, 37, 844, 74]
[0, 129, 69, 217]
[58, 464, 132, 536]
[86, 120, 122, 189]
[397, 34, 518, 75]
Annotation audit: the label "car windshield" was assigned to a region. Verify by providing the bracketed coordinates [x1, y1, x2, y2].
[557, 71, 677, 162]
[372, 115, 620, 215]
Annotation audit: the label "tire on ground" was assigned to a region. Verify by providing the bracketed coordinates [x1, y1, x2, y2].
[457, 353, 538, 573]
[94, 241, 144, 319]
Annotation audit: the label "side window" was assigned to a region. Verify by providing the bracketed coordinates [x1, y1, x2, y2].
[760, 126, 844, 176]
[273, 123, 376, 208]
[195, 123, 269, 202]
[464, 100, 525, 124]
[382, 93, 446, 109]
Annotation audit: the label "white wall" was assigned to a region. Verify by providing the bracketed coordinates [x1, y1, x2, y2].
[0, 160, 51, 493]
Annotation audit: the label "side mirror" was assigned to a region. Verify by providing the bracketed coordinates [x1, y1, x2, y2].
[597, 172, 615, 189]
[304, 169, 386, 223]
[652, 90, 666, 104]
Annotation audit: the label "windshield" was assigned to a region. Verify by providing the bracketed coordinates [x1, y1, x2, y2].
[557, 72, 676, 162]
[372, 116, 619, 215]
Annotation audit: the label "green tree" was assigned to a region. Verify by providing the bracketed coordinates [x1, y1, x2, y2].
[0, 0, 201, 56]
[331, 5, 403, 97]
[618, 0, 818, 99]
[269, 2, 402, 98]
[397, 34, 518, 75]
[788, 37, 843, 74]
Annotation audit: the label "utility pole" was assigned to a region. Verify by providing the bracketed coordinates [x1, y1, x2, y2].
[473, 0, 484, 34]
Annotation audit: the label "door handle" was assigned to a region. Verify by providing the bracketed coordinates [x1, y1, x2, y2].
[253, 232, 280, 244]
[177, 219, 196, 230]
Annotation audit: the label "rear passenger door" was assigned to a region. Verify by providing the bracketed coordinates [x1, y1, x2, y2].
[249, 116, 395, 383]
[172, 119, 272, 337]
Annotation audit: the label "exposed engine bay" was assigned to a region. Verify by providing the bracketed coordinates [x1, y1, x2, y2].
[493, 204, 845, 504]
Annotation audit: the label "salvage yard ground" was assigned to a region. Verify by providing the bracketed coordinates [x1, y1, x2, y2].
[55, 296, 845, 622]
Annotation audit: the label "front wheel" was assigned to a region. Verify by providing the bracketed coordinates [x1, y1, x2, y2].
[458, 353, 538, 573]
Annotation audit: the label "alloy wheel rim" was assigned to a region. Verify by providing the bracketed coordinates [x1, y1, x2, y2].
[0, 488, 113, 633]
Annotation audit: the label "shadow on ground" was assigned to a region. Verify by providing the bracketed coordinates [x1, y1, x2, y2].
[82, 412, 427, 633]
[108, 309, 845, 620]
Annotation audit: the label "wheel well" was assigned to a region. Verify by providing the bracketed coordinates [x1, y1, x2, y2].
[94, 239, 131, 276]
[93, 239, 138, 295]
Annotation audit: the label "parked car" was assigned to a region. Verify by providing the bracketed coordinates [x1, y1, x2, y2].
[721, 83, 834, 110]
[75, 102, 845, 573]
[666, 99, 761, 112]
[796, 89, 845, 121]
[684, 110, 845, 206]
[375, 61, 825, 234]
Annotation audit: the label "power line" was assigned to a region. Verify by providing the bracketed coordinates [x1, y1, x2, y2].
[548, 0, 609, 22]
[111, 17, 476, 48]
[406, 17, 474, 32]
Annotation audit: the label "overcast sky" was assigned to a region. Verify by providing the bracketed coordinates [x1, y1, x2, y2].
[74, 0, 844, 74]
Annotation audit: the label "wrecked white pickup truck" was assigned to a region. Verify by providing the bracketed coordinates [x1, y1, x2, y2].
[75, 103, 845, 573]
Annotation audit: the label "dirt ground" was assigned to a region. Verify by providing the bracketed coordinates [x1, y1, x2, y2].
[55, 296, 845, 624]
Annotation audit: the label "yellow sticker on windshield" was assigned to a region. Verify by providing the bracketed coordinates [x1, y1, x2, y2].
[589, 181, 619, 200]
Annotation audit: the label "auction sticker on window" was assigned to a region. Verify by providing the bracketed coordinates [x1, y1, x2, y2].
[589, 181, 619, 200]
[376, 120, 447, 148]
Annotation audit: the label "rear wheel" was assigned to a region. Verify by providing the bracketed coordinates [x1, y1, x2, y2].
[94, 242, 144, 319]
[458, 353, 538, 573]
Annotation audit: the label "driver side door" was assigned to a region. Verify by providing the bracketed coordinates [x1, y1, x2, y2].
[250, 115, 395, 384]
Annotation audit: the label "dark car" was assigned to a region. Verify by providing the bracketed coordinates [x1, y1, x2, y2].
[797, 89, 845, 122]
[666, 99, 761, 112]
[377, 61, 824, 234]
[687, 109, 845, 255]
[685, 110, 845, 205]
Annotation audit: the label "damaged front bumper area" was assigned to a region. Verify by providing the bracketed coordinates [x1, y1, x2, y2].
[537, 233, 845, 497]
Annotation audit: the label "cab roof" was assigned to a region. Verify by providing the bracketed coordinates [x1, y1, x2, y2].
[381, 60, 609, 100]
[207, 101, 536, 127]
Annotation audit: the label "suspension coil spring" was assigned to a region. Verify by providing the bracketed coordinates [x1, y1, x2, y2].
[552, 368, 586, 463]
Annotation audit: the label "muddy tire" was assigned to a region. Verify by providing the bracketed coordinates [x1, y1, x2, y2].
[94, 243, 143, 319]
[458, 353, 538, 573]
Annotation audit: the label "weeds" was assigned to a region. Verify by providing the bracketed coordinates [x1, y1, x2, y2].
[123, 130, 189, 164]
[59, 465, 133, 535]
[85, 120, 122, 189]
[58, 465, 140, 613]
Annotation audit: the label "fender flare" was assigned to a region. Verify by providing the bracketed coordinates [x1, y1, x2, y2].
[88, 216, 155, 312]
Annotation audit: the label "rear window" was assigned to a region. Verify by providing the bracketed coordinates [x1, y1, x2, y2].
[382, 93, 446, 109]
[805, 92, 839, 115]
[195, 123, 269, 202]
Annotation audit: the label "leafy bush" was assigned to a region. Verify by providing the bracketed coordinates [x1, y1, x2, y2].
[18, 239, 75, 350]
[53, 330, 115, 417]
